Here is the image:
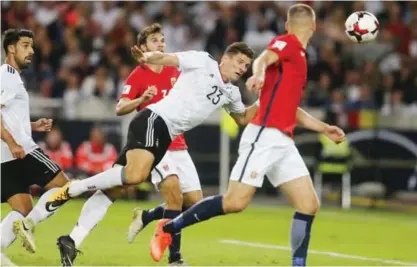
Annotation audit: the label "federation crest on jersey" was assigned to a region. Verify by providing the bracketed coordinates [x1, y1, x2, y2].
[171, 77, 177, 87]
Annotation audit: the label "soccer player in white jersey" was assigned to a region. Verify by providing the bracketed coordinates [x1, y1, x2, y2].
[0, 29, 72, 264]
[46, 42, 259, 237]
[54, 23, 205, 266]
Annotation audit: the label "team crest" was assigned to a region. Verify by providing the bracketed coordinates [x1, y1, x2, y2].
[163, 164, 169, 171]
[171, 77, 177, 87]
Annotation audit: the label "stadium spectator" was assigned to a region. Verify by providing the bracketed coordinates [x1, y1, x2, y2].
[75, 127, 117, 175]
[38, 127, 73, 170]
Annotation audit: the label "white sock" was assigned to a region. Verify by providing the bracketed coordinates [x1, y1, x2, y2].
[1, 211, 24, 248]
[69, 190, 113, 248]
[27, 187, 60, 225]
[68, 166, 124, 197]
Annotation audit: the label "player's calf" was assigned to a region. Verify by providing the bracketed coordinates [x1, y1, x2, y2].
[280, 176, 319, 266]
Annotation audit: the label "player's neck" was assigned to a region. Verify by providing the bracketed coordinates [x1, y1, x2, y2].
[291, 32, 311, 49]
[5, 57, 21, 73]
[146, 63, 163, 73]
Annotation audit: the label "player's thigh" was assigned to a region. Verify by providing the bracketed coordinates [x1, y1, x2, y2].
[24, 148, 65, 190]
[172, 150, 202, 194]
[7, 193, 34, 216]
[272, 146, 319, 214]
[1, 159, 31, 205]
[266, 145, 310, 188]
[229, 128, 279, 188]
[117, 109, 171, 184]
[124, 149, 155, 184]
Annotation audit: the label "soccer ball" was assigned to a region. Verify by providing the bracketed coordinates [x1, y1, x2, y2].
[345, 11, 379, 43]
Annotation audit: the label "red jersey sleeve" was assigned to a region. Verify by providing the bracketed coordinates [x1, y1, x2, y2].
[119, 67, 144, 100]
[267, 36, 294, 62]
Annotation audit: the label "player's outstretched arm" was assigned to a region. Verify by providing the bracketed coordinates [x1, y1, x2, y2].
[229, 100, 259, 126]
[131, 45, 179, 67]
[296, 107, 345, 143]
[246, 50, 279, 94]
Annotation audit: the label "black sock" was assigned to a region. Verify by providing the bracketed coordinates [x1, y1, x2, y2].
[141, 203, 165, 226]
[163, 209, 182, 262]
[163, 195, 224, 234]
[291, 212, 315, 266]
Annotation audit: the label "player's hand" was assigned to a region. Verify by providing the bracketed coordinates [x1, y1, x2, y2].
[131, 45, 146, 64]
[246, 75, 264, 95]
[323, 125, 346, 144]
[141, 86, 158, 102]
[32, 118, 53, 132]
[9, 142, 25, 159]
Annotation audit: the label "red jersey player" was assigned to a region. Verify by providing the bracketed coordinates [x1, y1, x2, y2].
[151, 4, 345, 267]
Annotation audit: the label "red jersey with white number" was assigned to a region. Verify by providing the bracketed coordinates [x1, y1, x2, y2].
[251, 34, 307, 138]
[120, 65, 187, 150]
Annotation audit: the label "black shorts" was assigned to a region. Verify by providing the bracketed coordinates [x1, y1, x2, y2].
[114, 108, 172, 169]
[1, 148, 62, 202]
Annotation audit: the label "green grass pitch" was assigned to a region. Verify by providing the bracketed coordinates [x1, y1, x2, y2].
[2, 198, 417, 266]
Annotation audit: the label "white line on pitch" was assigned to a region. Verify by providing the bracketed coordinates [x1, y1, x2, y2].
[219, 239, 417, 266]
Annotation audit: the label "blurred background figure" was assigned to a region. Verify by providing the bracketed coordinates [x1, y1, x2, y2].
[38, 127, 73, 171]
[75, 126, 117, 176]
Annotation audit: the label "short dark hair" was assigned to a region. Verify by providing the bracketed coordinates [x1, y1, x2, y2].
[137, 23, 163, 46]
[224, 42, 255, 60]
[2, 29, 34, 55]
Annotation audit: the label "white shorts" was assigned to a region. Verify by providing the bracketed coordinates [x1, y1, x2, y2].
[230, 124, 310, 188]
[151, 150, 201, 193]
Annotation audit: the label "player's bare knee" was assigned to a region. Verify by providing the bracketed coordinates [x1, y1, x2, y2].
[123, 164, 149, 185]
[222, 194, 249, 213]
[298, 196, 320, 215]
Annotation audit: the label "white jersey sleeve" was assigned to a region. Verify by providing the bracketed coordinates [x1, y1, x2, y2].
[175, 51, 211, 71]
[0, 69, 17, 107]
[224, 85, 246, 114]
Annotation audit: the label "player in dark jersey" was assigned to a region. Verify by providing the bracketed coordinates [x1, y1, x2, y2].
[150, 4, 345, 266]
[54, 24, 202, 266]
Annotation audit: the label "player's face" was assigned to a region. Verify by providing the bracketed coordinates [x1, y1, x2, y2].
[13, 37, 34, 70]
[224, 53, 252, 82]
[144, 33, 166, 53]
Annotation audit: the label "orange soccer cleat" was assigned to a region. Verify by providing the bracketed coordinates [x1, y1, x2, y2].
[150, 219, 173, 262]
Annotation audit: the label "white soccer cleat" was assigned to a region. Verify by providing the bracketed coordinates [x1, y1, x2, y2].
[1, 252, 17, 266]
[12, 218, 36, 253]
[127, 208, 145, 243]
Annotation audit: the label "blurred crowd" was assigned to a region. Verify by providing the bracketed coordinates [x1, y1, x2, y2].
[1, 1, 417, 127]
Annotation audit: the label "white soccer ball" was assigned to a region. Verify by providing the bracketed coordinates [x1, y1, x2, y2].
[345, 11, 379, 43]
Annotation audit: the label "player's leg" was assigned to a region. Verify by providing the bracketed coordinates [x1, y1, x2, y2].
[272, 144, 319, 266]
[46, 109, 167, 208]
[57, 186, 122, 266]
[12, 149, 69, 253]
[151, 125, 271, 262]
[0, 159, 35, 254]
[128, 152, 185, 264]
[1, 194, 33, 250]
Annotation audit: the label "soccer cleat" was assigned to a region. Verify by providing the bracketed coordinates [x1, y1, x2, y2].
[57, 235, 82, 266]
[127, 208, 146, 243]
[169, 258, 189, 266]
[45, 182, 72, 212]
[1, 252, 16, 266]
[13, 218, 36, 253]
[150, 219, 172, 262]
